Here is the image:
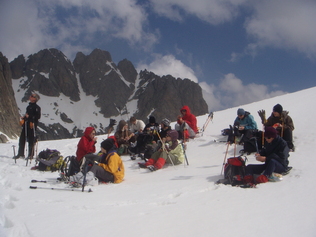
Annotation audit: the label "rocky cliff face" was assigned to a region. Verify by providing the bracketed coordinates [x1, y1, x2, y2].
[0, 52, 21, 142]
[0, 48, 208, 142]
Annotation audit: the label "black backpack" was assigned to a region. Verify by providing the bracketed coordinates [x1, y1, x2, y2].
[63, 155, 81, 177]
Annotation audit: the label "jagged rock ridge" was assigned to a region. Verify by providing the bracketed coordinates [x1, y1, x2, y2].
[0, 48, 208, 141]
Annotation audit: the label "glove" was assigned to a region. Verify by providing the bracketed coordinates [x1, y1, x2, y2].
[257, 110, 266, 124]
[30, 122, 34, 129]
[19, 119, 25, 126]
[109, 119, 117, 127]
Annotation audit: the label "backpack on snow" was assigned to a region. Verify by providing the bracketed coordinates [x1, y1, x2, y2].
[62, 155, 81, 177]
[217, 156, 246, 186]
[36, 149, 65, 172]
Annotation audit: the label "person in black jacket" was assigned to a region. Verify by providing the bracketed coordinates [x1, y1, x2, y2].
[14, 93, 41, 159]
[243, 126, 290, 184]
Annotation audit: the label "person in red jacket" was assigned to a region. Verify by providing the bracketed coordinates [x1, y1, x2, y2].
[175, 105, 198, 140]
[76, 127, 97, 163]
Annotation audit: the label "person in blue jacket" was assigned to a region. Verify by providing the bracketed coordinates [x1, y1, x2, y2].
[232, 108, 258, 144]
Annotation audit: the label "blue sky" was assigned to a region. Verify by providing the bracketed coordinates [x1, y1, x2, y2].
[1, 0, 315, 111]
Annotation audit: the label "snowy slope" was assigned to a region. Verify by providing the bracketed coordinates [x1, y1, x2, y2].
[0, 87, 316, 237]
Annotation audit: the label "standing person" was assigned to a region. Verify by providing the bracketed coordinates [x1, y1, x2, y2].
[264, 104, 295, 151]
[89, 138, 125, 183]
[76, 127, 97, 163]
[175, 105, 198, 140]
[243, 127, 290, 185]
[138, 130, 185, 171]
[14, 93, 41, 159]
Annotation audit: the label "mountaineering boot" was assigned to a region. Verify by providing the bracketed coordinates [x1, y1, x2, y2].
[147, 165, 157, 172]
[268, 173, 283, 182]
[138, 163, 147, 169]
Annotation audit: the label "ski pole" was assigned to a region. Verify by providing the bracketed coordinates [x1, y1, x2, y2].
[30, 186, 92, 192]
[221, 143, 230, 175]
[156, 132, 175, 167]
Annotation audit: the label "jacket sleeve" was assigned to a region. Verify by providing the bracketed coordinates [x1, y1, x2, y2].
[245, 115, 257, 130]
[265, 141, 289, 167]
[283, 116, 294, 131]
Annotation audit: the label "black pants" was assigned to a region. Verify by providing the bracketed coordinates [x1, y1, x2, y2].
[18, 123, 36, 157]
[279, 128, 294, 149]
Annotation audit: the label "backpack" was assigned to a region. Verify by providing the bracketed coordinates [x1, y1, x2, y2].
[36, 149, 65, 172]
[63, 155, 81, 177]
[217, 156, 246, 186]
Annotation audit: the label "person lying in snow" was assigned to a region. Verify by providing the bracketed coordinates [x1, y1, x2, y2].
[243, 126, 290, 185]
[138, 130, 185, 171]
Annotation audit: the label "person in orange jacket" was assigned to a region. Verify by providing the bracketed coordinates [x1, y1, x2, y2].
[89, 138, 125, 183]
[76, 127, 97, 163]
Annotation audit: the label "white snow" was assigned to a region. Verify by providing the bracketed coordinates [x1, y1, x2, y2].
[1, 87, 316, 237]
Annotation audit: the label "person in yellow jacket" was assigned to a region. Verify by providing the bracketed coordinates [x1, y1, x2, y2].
[89, 138, 125, 183]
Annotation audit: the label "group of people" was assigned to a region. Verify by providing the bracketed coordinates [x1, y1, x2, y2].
[229, 103, 295, 186]
[13, 93, 295, 187]
[71, 105, 198, 184]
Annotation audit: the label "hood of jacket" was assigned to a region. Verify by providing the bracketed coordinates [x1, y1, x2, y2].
[84, 127, 95, 140]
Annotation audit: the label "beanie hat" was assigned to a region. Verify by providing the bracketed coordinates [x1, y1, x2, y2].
[31, 93, 40, 101]
[161, 118, 171, 126]
[149, 116, 156, 124]
[273, 104, 283, 114]
[101, 138, 114, 151]
[167, 130, 178, 140]
[264, 127, 277, 139]
[237, 108, 245, 116]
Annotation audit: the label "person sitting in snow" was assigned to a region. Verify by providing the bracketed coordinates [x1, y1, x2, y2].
[259, 104, 295, 151]
[114, 120, 136, 156]
[76, 127, 97, 164]
[141, 118, 172, 160]
[243, 126, 290, 185]
[88, 138, 124, 183]
[138, 130, 185, 171]
[228, 108, 258, 145]
[175, 105, 198, 140]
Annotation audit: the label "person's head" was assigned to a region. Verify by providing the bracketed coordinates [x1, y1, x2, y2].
[161, 118, 171, 128]
[84, 127, 96, 140]
[264, 126, 277, 143]
[149, 116, 156, 124]
[237, 108, 245, 119]
[29, 93, 40, 103]
[166, 130, 178, 141]
[117, 120, 127, 131]
[129, 117, 136, 125]
[273, 104, 283, 117]
[100, 138, 114, 154]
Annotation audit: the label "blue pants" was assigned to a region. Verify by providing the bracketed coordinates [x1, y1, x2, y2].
[245, 159, 286, 177]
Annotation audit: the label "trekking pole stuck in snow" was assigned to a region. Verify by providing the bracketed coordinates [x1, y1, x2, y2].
[221, 142, 230, 175]
[201, 111, 214, 136]
[29, 186, 93, 192]
[12, 145, 16, 163]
